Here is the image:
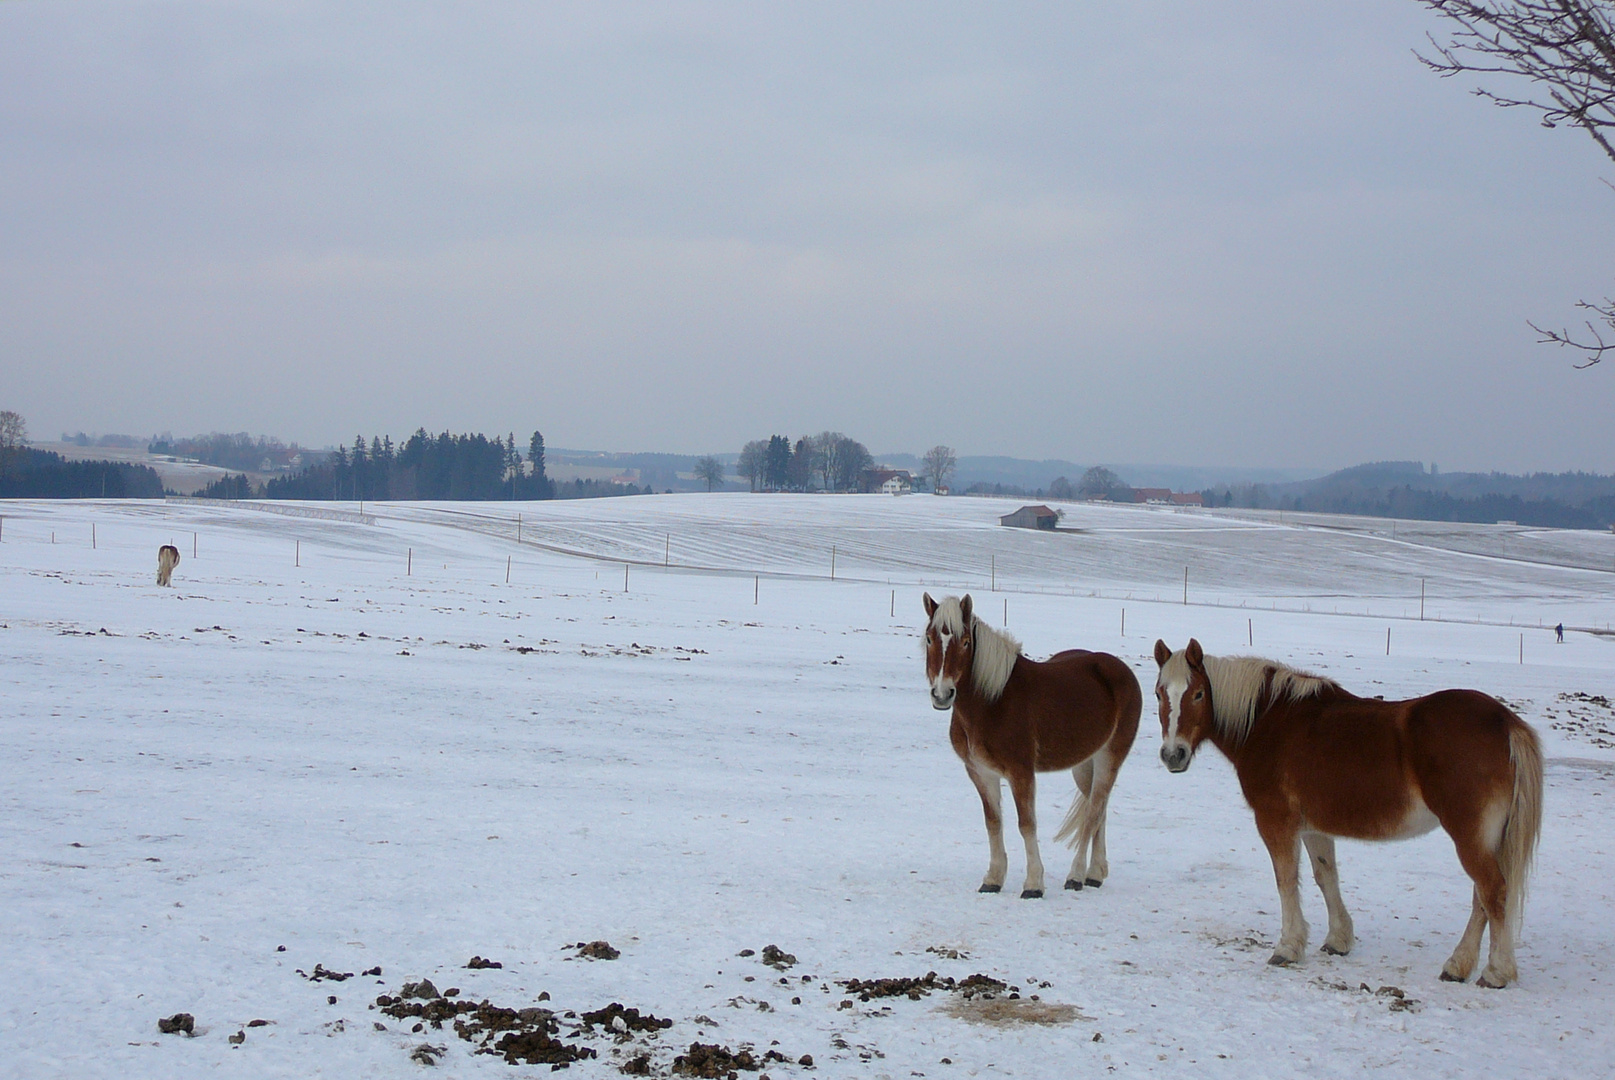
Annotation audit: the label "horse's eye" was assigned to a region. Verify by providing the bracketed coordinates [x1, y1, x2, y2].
[1193, 691, 1204, 701]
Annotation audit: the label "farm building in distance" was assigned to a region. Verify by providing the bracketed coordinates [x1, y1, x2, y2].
[1130, 488, 1203, 506]
[999, 504, 1059, 530]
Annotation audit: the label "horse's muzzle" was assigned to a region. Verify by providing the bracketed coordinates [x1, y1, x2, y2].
[1160, 744, 1192, 772]
[930, 689, 955, 711]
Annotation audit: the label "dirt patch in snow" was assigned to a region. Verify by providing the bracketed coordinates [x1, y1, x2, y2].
[1544, 692, 1615, 750]
[670, 1041, 760, 1076]
[378, 991, 596, 1067]
[939, 997, 1087, 1026]
[838, 972, 1009, 1002]
[574, 940, 621, 960]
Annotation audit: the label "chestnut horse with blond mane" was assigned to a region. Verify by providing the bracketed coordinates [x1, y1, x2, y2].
[1153, 638, 1543, 987]
[923, 594, 1140, 898]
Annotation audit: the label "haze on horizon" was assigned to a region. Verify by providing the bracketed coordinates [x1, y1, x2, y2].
[3, 2, 1613, 475]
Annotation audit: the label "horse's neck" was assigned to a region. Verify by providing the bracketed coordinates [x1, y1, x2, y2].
[1203, 662, 1350, 762]
[965, 619, 1020, 702]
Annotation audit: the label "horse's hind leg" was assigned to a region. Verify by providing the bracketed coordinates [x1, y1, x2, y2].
[1066, 753, 1118, 889]
[1441, 888, 1488, 983]
[1450, 826, 1515, 987]
[1301, 832, 1354, 955]
[1062, 759, 1094, 890]
[964, 760, 1009, 894]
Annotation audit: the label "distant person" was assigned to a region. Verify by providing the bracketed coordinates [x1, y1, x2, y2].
[1556, 622, 1565, 644]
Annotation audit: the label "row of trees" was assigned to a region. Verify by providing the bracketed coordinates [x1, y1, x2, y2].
[260, 430, 554, 501]
[150, 432, 311, 473]
[1205, 480, 1615, 528]
[0, 446, 165, 498]
[735, 432, 876, 492]
[1, 410, 163, 496]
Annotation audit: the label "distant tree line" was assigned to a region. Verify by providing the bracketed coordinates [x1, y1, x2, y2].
[255, 430, 559, 501]
[205, 428, 652, 502]
[150, 432, 315, 473]
[196, 473, 255, 499]
[0, 447, 164, 498]
[1203, 481, 1615, 529]
[967, 466, 1134, 502]
[736, 432, 874, 492]
[63, 432, 143, 449]
[1198, 463, 1615, 529]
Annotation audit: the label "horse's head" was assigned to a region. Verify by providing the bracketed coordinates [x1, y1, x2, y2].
[1154, 638, 1212, 772]
[922, 592, 975, 711]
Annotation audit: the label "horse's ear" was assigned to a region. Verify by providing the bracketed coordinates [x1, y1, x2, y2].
[922, 593, 937, 618]
[1154, 639, 1171, 667]
[1186, 638, 1204, 669]
[959, 594, 973, 625]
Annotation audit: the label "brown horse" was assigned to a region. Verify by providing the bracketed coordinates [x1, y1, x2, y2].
[923, 593, 1140, 898]
[1153, 638, 1543, 987]
[157, 544, 181, 587]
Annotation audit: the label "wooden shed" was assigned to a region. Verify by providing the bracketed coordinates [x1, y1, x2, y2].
[999, 504, 1058, 530]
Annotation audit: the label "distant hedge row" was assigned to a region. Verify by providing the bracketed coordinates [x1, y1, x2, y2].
[0, 448, 164, 498]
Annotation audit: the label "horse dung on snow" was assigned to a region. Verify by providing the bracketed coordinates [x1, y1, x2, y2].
[157, 544, 180, 587]
[923, 593, 1140, 898]
[1153, 637, 1542, 987]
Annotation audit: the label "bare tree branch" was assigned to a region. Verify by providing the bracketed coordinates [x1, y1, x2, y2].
[1529, 298, 1615, 364]
[1415, 1, 1615, 366]
[1415, 1, 1615, 164]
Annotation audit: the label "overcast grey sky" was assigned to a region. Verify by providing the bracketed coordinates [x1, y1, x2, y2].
[3, 1, 1613, 472]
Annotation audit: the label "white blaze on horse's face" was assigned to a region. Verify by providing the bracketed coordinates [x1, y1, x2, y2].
[929, 625, 958, 710]
[1157, 673, 1191, 771]
[1154, 638, 1208, 772]
[923, 592, 974, 711]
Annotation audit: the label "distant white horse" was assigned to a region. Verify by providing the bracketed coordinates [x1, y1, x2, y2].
[157, 545, 180, 587]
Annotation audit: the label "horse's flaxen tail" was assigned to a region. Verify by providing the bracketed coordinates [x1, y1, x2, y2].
[1053, 660, 1142, 849]
[1053, 786, 1088, 847]
[1500, 716, 1544, 938]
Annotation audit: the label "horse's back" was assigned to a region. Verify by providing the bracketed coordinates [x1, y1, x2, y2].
[1252, 689, 1526, 838]
[1013, 649, 1140, 769]
[1402, 689, 1527, 820]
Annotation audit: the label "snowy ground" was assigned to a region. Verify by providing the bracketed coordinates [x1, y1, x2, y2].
[2, 494, 1612, 1079]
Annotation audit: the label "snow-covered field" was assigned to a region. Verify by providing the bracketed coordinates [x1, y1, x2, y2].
[2, 494, 1612, 1079]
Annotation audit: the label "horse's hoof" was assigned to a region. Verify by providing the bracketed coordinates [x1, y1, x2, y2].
[1267, 953, 1296, 967]
[1320, 944, 1349, 956]
[978, 884, 1002, 894]
[1475, 975, 1508, 990]
[1438, 970, 1466, 983]
[1084, 878, 1104, 889]
[1063, 879, 1083, 891]
[1020, 889, 1044, 899]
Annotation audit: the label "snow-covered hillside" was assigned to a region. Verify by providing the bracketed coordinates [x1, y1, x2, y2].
[2, 494, 1611, 1078]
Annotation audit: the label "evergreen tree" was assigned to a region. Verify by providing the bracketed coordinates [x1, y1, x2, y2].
[528, 431, 546, 479]
[765, 435, 791, 491]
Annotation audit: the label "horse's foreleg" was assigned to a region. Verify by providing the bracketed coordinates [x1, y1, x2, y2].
[1301, 832, 1354, 956]
[1257, 819, 1308, 965]
[1007, 770, 1044, 898]
[965, 761, 1008, 893]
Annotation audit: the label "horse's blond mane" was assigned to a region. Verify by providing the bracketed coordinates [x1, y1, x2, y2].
[928, 597, 1020, 702]
[1170, 653, 1338, 745]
